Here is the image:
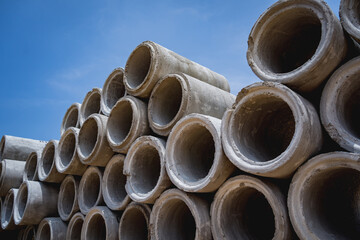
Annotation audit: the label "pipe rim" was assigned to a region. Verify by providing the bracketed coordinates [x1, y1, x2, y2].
[66, 212, 84, 240]
[56, 127, 79, 173]
[1, 188, 18, 230]
[340, 0, 360, 43]
[38, 140, 59, 182]
[23, 151, 39, 182]
[58, 175, 79, 221]
[0, 160, 6, 190]
[80, 88, 102, 125]
[61, 102, 81, 135]
[14, 181, 30, 225]
[36, 218, 52, 240]
[23, 225, 36, 240]
[0, 136, 5, 160]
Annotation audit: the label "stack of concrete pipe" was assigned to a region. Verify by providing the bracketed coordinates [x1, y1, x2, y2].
[1, 0, 360, 239]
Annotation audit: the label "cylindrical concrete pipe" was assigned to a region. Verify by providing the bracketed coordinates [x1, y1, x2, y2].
[56, 127, 87, 176]
[77, 113, 114, 167]
[166, 113, 235, 192]
[14, 180, 59, 225]
[66, 212, 84, 240]
[211, 175, 292, 240]
[57, 175, 80, 222]
[119, 202, 151, 240]
[82, 206, 120, 240]
[60, 102, 81, 135]
[36, 217, 67, 240]
[38, 140, 65, 183]
[340, 0, 360, 48]
[22, 225, 37, 240]
[321, 57, 360, 153]
[102, 154, 131, 211]
[0, 135, 47, 161]
[79, 88, 102, 125]
[124, 40, 230, 98]
[0, 159, 25, 196]
[150, 188, 212, 240]
[23, 151, 41, 182]
[222, 82, 322, 178]
[100, 67, 126, 116]
[148, 73, 235, 136]
[288, 151, 360, 239]
[247, 0, 347, 92]
[78, 166, 104, 215]
[1, 188, 20, 230]
[106, 96, 150, 154]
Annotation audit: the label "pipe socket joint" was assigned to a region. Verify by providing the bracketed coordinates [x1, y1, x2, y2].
[79, 88, 102, 125]
[61, 102, 81, 135]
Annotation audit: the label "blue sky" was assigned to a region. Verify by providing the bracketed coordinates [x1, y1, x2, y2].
[0, 0, 340, 141]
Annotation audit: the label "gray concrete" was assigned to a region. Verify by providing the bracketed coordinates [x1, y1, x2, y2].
[288, 151, 360, 239]
[166, 114, 235, 192]
[1, 188, 20, 230]
[36, 217, 67, 240]
[102, 154, 131, 211]
[61, 102, 81, 136]
[222, 82, 322, 178]
[57, 175, 80, 222]
[79, 88, 102, 126]
[38, 140, 65, 183]
[23, 151, 41, 182]
[66, 212, 84, 240]
[124, 136, 171, 203]
[106, 96, 150, 154]
[340, 0, 360, 46]
[124, 41, 230, 98]
[0, 159, 25, 196]
[22, 225, 37, 240]
[148, 73, 235, 136]
[247, 0, 346, 92]
[101, 67, 126, 116]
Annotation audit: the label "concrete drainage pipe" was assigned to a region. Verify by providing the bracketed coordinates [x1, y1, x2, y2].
[22, 225, 36, 240]
[124, 41, 230, 98]
[79, 88, 102, 125]
[0, 159, 25, 196]
[66, 212, 84, 240]
[23, 151, 41, 182]
[57, 175, 80, 221]
[222, 82, 322, 178]
[1, 188, 20, 230]
[340, 0, 360, 47]
[36, 217, 67, 240]
[38, 140, 65, 183]
[60, 102, 81, 135]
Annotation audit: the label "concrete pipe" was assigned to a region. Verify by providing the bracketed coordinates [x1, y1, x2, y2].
[166, 114, 235, 192]
[288, 151, 360, 239]
[1, 188, 20, 230]
[102, 154, 131, 211]
[23, 151, 41, 182]
[106, 96, 150, 154]
[247, 0, 346, 92]
[38, 140, 65, 183]
[0, 135, 47, 161]
[77, 113, 114, 167]
[340, 0, 360, 47]
[82, 206, 120, 240]
[79, 88, 102, 126]
[119, 202, 151, 240]
[56, 127, 86, 176]
[57, 175, 80, 222]
[222, 82, 322, 178]
[211, 175, 291, 240]
[78, 166, 104, 215]
[124, 41, 230, 98]
[148, 73, 235, 136]
[22, 225, 36, 240]
[66, 212, 84, 240]
[150, 188, 212, 240]
[0, 160, 25, 196]
[320, 57, 360, 153]
[14, 180, 59, 225]
[124, 136, 171, 203]
[101, 68, 126, 116]
[36, 217, 67, 240]
[60, 102, 81, 135]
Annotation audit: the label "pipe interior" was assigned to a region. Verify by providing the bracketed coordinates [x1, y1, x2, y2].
[24, 227, 36, 240]
[60, 179, 76, 216]
[86, 214, 107, 240]
[234, 95, 295, 162]
[79, 118, 98, 158]
[39, 223, 51, 240]
[105, 72, 125, 110]
[69, 217, 83, 240]
[42, 144, 55, 175]
[17, 184, 28, 219]
[157, 199, 196, 240]
[84, 92, 101, 120]
[302, 168, 360, 239]
[26, 154, 37, 180]
[256, 8, 321, 73]
[126, 45, 151, 89]
[83, 172, 101, 210]
[106, 160, 127, 204]
[4, 192, 14, 225]
[59, 132, 76, 168]
[130, 145, 160, 194]
[120, 207, 148, 240]
[343, 1, 360, 28]
[108, 101, 133, 145]
[64, 107, 79, 130]
[173, 123, 215, 182]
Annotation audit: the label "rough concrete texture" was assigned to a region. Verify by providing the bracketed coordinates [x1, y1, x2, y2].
[124, 41, 230, 98]
[56, 127, 87, 176]
[340, 0, 360, 45]
[78, 166, 104, 215]
[321, 56, 360, 153]
[60, 102, 81, 136]
[79, 88, 102, 126]
[66, 212, 84, 240]
[0, 159, 25, 196]
[0, 135, 47, 161]
[36, 217, 67, 240]
[148, 73, 235, 136]
[222, 82, 322, 178]
[38, 140, 65, 183]
[100, 67, 126, 116]
[124, 136, 171, 203]
[77, 113, 114, 167]
[119, 202, 151, 240]
[106, 96, 150, 154]
[23, 151, 41, 182]
[150, 188, 212, 240]
[22, 225, 36, 240]
[288, 151, 360, 239]
[58, 175, 80, 221]
[82, 206, 120, 240]
[102, 154, 131, 211]
[14, 180, 59, 225]
[166, 113, 235, 192]
[211, 175, 291, 240]
[247, 0, 347, 92]
[1, 188, 20, 230]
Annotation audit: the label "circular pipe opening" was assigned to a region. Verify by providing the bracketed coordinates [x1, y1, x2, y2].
[104, 71, 125, 111]
[59, 132, 76, 168]
[64, 106, 79, 130]
[59, 179, 76, 217]
[83, 92, 101, 121]
[69, 217, 83, 240]
[42, 144, 55, 175]
[0, 136, 5, 160]
[120, 207, 148, 239]
[38, 223, 51, 240]
[25, 153, 38, 181]
[82, 172, 101, 211]
[17, 184, 28, 219]
[107, 101, 133, 145]
[125, 45, 151, 89]
[78, 118, 98, 158]
[106, 160, 127, 205]
[86, 214, 107, 240]
[3, 192, 14, 226]
[23, 226, 36, 240]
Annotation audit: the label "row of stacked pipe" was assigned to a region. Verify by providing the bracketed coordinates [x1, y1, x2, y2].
[1, 0, 360, 239]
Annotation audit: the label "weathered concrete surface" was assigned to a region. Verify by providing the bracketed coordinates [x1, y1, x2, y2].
[66, 212, 84, 240]
[340, 0, 360, 48]
[38, 140, 65, 183]
[0, 160, 25, 196]
[247, 0, 346, 92]
[61, 102, 81, 135]
[222, 82, 322, 178]
[1, 188, 20, 230]
[23, 151, 41, 182]
[124, 41, 230, 98]
[36, 217, 67, 240]
[148, 73, 235, 136]
[58, 175, 80, 221]
[79, 88, 102, 126]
